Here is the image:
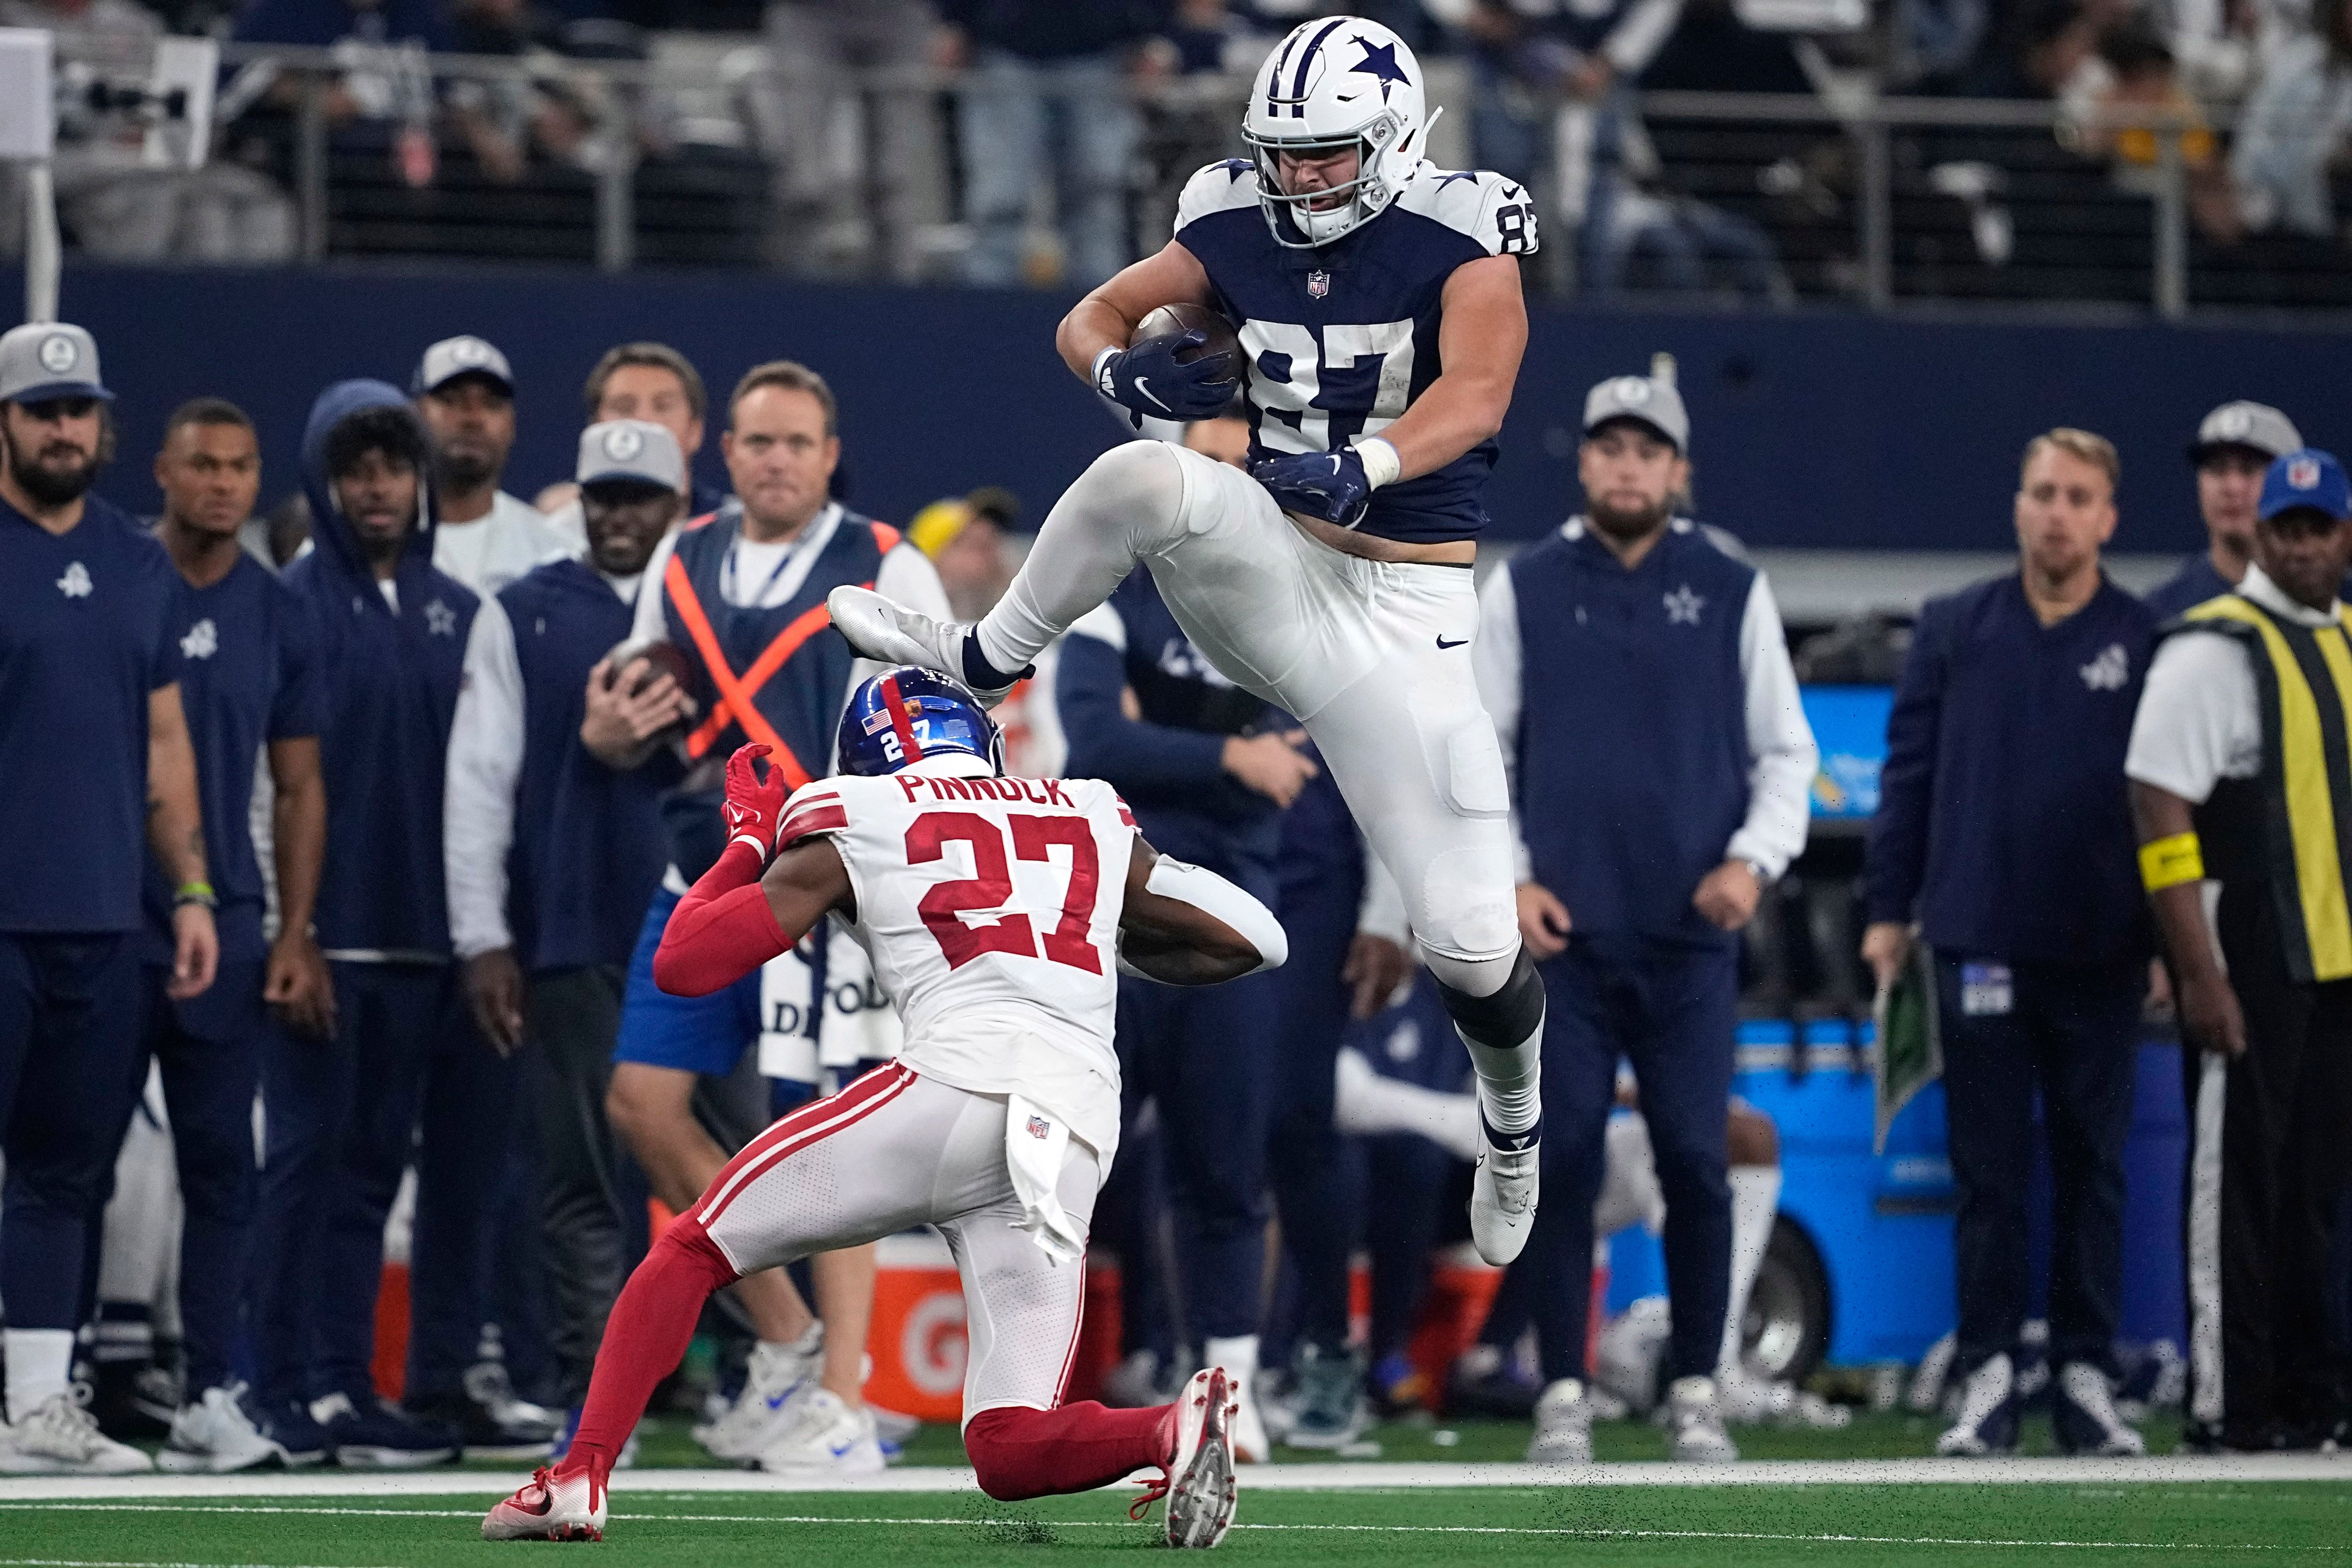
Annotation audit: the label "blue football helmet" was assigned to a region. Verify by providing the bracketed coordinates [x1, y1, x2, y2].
[836, 666, 1004, 777]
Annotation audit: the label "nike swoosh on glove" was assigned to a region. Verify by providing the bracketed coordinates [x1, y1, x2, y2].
[1252, 447, 1373, 528]
[1097, 331, 1239, 425]
[721, 742, 788, 858]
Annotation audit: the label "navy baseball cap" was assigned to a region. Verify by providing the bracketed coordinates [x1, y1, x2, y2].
[2259, 448, 2352, 523]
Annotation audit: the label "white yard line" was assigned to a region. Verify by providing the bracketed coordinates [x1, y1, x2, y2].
[0, 1452, 2345, 1502]
[0, 1507, 2328, 1554]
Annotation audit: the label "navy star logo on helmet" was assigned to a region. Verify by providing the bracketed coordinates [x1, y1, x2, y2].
[38, 334, 77, 374]
[1350, 39, 1411, 101]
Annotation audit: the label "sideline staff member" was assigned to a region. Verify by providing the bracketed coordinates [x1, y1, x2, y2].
[0, 322, 215, 1475]
[2127, 447, 2352, 1452]
[1864, 429, 2154, 1460]
[2144, 401, 2303, 619]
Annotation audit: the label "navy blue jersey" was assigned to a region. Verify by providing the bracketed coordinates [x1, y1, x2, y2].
[140, 553, 323, 964]
[1173, 158, 1537, 546]
[0, 494, 184, 933]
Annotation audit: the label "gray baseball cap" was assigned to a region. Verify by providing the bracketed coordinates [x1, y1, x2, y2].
[2191, 399, 2300, 463]
[1583, 374, 1688, 453]
[577, 419, 684, 491]
[0, 321, 111, 404]
[413, 334, 514, 397]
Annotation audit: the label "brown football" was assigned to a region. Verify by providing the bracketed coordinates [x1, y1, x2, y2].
[1130, 302, 1242, 391]
[605, 636, 697, 745]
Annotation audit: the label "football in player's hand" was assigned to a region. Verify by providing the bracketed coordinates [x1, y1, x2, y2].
[605, 636, 696, 746]
[1131, 303, 1242, 391]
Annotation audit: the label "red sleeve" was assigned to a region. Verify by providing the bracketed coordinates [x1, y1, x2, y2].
[652, 840, 795, 997]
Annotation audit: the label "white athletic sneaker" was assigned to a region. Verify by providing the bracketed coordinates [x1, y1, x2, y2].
[0, 1389, 154, 1474]
[826, 586, 1019, 706]
[158, 1383, 286, 1473]
[2054, 1362, 2145, 1457]
[1153, 1368, 1240, 1550]
[1228, 1373, 1270, 1465]
[1665, 1376, 1739, 1463]
[693, 1332, 821, 1460]
[1935, 1353, 2018, 1457]
[481, 1466, 607, 1542]
[1526, 1377, 1594, 1464]
[1468, 1121, 1539, 1266]
[755, 1388, 885, 1477]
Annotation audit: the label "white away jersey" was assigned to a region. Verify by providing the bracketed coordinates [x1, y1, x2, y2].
[777, 762, 1136, 1159]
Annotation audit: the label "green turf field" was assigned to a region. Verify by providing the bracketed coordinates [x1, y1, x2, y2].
[3, 1480, 2349, 1567]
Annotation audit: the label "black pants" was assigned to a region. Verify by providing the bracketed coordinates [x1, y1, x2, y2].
[526, 965, 649, 1409]
[1264, 857, 1362, 1358]
[1937, 954, 2141, 1374]
[2187, 914, 2352, 1441]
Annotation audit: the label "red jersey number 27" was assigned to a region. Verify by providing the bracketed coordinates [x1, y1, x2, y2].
[904, 812, 1103, 974]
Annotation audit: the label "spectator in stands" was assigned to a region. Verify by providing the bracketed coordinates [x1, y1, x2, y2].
[440, 0, 597, 183]
[2230, 0, 2352, 236]
[258, 381, 532, 1466]
[2144, 399, 2303, 619]
[1059, 551, 1322, 1463]
[445, 420, 685, 1455]
[940, 0, 1158, 289]
[2063, 19, 2239, 241]
[1472, 372, 1816, 1465]
[129, 398, 328, 1472]
[2127, 446, 2352, 1452]
[744, 0, 944, 281]
[1864, 428, 2155, 1460]
[234, 0, 453, 189]
[594, 361, 949, 1475]
[537, 342, 724, 528]
[0, 322, 214, 1477]
[1, 0, 296, 262]
[414, 334, 579, 596]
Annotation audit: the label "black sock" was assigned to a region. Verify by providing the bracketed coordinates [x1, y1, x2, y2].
[961, 632, 1029, 691]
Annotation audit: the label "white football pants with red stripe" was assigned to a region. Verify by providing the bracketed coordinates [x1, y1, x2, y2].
[694, 1064, 1102, 1423]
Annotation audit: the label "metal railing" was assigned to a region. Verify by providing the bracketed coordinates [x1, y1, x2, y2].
[35, 35, 2243, 316]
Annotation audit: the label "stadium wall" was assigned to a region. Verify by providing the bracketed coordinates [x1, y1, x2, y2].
[24, 261, 2349, 552]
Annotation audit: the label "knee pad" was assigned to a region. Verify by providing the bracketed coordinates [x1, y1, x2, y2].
[1432, 947, 1543, 1050]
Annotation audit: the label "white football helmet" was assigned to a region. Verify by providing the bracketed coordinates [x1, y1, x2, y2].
[1242, 16, 1432, 249]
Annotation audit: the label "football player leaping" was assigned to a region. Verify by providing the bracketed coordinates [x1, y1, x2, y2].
[484, 671, 1285, 1548]
[831, 15, 1546, 1263]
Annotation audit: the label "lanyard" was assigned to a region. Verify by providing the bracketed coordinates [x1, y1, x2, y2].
[720, 508, 828, 606]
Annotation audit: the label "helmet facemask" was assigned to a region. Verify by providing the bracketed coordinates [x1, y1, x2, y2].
[1245, 108, 1410, 248]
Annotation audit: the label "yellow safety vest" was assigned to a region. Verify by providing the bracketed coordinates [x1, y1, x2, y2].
[2180, 594, 2352, 982]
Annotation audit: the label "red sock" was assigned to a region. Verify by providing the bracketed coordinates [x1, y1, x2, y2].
[963, 1401, 1176, 1502]
[557, 1219, 738, 1480]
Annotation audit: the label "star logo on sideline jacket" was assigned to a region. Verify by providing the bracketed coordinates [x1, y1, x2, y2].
[425, 598, 458, 637]
[1663, 584, 1706, 625]
[2079, 642, 2130, 692]
[57, 561, 92, 598]
[179, 618, 219, 660]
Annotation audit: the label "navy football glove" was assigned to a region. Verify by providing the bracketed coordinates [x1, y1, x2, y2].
[1094, 331, 1238, 424]
[1252, 447, 1375, 528]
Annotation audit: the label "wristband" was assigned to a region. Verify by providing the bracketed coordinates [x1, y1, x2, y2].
[1091, 346, 1121, 398]
[174, 879, 217, 909]
[1352, 435, 1402, 491]
[2139, 832, 2205, 891]
[727, 833, 772, 866]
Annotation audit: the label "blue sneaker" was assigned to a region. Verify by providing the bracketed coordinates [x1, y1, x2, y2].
[310, 1390, 457, 1468]
[548, 1406, 638, 1470]
[256, 1398, 329, 1468]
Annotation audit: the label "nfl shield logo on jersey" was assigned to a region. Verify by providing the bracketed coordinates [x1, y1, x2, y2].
[1026, 1114, 1050, 1139]
[1307, 270, 1331, 299]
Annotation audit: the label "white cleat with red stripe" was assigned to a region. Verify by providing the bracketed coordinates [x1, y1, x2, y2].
[1154, 1368, 1240, 1549]
[481, 1466, 607, 1542]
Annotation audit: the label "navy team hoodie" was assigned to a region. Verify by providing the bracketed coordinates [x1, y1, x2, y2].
[282, 380, 479, 956]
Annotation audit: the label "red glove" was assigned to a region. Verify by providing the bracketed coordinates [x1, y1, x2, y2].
[722, 742, 788, 860]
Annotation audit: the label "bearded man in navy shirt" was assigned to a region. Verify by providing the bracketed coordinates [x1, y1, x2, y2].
[0, 323, 215, 1476]
[1864, 428, 2157, 1460]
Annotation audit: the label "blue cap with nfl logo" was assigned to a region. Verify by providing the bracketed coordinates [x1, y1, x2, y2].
[2260, 447, 2352, 522]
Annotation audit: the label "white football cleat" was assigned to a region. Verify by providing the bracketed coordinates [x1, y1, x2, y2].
[0, 1390, 154, 1475]
[1468, 1119, 1540, 1266]
[1526, 1377, 1594, 1464]
[755, 1388, 885, 1478]
[1149, 1368, 1240, 1550]
[482, 1466, 607, 1542]
[158, 1383, 286, 1473]
[692, 1332, 820, 1460]
[824, 586, 1021, 706]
